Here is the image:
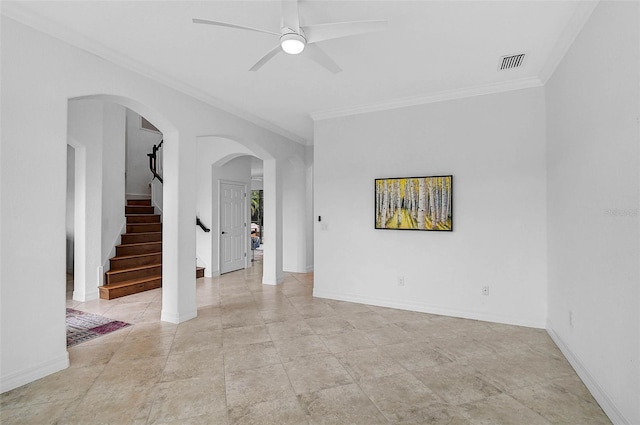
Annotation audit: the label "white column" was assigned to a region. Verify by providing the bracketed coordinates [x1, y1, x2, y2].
[100, 103, 126, 269]
[262, 158, 284, 285]
[161, 131, 197, 323]
[72, 143, 93, 301]
[282, 158, 309, 273]
[305, 157, 314, 272]
[195, 140, 215, 277]
[69, 100, 103, 301]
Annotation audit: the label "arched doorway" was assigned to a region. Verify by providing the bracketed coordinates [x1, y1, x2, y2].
[195, 136, 284, 285]
[67, 95, 197, 324]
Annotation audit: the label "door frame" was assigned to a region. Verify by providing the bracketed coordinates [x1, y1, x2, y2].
[218, 180, 248, 274]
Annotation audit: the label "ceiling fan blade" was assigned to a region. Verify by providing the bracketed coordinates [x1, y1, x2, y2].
[249, 45, 283, 71]
[304, 20, 387, 44]
[281, 0, 300, 32]
[305, 44, 342, 74]
[192, 18, 279, 36]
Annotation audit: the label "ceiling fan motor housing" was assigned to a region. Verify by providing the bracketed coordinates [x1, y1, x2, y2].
[280, 28, 306, 54]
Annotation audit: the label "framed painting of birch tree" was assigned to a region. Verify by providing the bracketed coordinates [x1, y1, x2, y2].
[375, 175, 453, 231]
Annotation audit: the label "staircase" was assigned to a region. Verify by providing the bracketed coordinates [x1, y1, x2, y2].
[100, 199, 162, 300]
[99, 198, 207, 300]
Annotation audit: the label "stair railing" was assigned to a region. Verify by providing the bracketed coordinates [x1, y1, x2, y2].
[147, 139, 163, 183]
[148, 140, 163, 215]
[196, 217, 211, 232]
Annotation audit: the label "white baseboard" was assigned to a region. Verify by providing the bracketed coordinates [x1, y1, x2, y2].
[284, 268, 311, 274]
[161, 308, 197, 324]
[1, 353, 69, 393]
[312, 289, 546, 329]
[546, 328, 631, 425]
[72, 289, 99, 302]
[262, 275, 284, 285]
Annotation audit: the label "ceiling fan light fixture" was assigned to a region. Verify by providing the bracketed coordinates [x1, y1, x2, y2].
[280, 32, 306, 54]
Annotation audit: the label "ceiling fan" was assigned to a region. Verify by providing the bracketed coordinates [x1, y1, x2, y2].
[193, 0, 387, 73]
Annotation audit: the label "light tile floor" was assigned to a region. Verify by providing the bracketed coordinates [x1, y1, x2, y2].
[1, 263, 611, 424]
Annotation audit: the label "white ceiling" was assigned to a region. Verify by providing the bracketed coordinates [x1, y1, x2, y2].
[3, 1, 592, 144]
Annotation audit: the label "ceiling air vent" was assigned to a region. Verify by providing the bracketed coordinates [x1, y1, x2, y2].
[499, 53, 526, 70]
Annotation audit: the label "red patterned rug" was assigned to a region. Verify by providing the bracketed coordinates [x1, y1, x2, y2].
[66, 308, 131, 347]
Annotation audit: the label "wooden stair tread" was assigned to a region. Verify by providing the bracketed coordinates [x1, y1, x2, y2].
[102, 276, 161, 289]
[196, 266, 205, 279]
[121, 231, 162, 238]
[111, 252, 161, 260]
[126, 206, 154, 210]
[121, 232, 162, 244]
[126, 214, 160, 221]
[116, 241, 162, 248]
[102, 199, 161, 300]
[99, 276, 162, 300]
[105, 263, 161, 275]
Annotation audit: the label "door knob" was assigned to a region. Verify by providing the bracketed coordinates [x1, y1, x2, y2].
[221, 231, 226, 234]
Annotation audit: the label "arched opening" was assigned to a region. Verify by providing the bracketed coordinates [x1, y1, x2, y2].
[65, 96, 304, 331]
[66, 95, 189, 326]
[195, 136, 284, 285]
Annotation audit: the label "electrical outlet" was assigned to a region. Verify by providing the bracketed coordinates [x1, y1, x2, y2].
[398, 277, 405, 286]
[482, 286, 490, 296]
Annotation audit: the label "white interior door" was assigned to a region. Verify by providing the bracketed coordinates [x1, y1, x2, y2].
[220, 181, 246, 274]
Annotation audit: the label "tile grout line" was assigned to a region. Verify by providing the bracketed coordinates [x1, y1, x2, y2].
[268, 272, 314, 425]
[219, 274, 231, 425]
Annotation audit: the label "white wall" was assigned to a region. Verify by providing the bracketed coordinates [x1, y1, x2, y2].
[101, 103, 126, 271]
[126, 108, 163, 197]
[314, 87, 547, 328]
[68, 100, 125, 278]
[545, 2, 640, 424]
[0, 15, 307, 392]
[2, 19, 72, 390]
[305, 147, 314, 272]
[68, 100, 106, 301]
[251, 179, 264, 191]
[283, 157, 309, 273]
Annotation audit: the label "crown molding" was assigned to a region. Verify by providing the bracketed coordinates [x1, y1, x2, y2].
[2, 0, 598, 143]
[538, 0, 600, 84]
[310, 0, 599, 122]
[1, 2, 308, 146]
[310, 77, 544, 121]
